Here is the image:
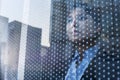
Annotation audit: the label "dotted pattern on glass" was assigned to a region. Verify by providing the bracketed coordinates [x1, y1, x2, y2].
[6, 0, 120, 80]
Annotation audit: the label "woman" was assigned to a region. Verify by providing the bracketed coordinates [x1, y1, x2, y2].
[65, 6, 101, 80]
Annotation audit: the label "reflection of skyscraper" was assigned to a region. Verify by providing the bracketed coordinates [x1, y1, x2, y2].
[49, 0, 67, 43]
[24, 24, 42, 80]
[45, 0, 69, 79]
[8, 21, 22, 80]
[8, 21, 42, 80]
[0, 16, 8, 80]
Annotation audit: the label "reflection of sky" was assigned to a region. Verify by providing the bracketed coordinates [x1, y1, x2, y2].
[0, 0, 51, 47]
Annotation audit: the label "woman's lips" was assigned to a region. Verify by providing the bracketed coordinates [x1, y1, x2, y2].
[68, 29, 80, 36]
[72, 31, 80, 36]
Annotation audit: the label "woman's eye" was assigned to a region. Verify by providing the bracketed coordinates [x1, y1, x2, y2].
[78, 15, 87, 21]
[67, 17, 73, 23]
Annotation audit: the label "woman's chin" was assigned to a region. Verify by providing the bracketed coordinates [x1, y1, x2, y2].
[69, 36, 85, 42]
[71, 38, 81, 42]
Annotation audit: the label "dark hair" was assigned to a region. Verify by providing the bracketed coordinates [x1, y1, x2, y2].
[67, 3, 101, 27]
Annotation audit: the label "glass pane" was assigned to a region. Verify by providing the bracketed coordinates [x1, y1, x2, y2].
[0, 0, 120, 80]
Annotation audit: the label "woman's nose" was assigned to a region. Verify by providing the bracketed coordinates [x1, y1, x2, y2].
[73, 20, 76, 27]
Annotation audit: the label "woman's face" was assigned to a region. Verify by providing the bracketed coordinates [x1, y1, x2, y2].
[66, 8, 97, 42]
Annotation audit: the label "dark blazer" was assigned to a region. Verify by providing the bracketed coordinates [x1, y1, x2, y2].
[81, 44, 120, 80]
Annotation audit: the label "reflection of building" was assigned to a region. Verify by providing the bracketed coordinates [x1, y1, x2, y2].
[7, 21, 22, 80]
[46, 0, 68, 79]
[8, 21, 42, 80]
[0, 16, 8, 80]
[40, 46, 49, 57]
[49, 0, 67, 43]
[24, 24, 42, 80]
